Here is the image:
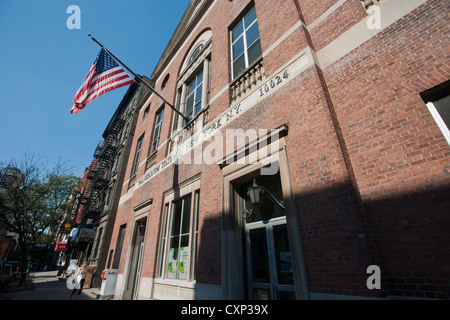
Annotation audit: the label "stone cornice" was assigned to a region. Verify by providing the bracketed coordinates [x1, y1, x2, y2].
[151, 0, 214, 81]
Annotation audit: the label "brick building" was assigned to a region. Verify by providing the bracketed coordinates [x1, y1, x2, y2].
[64, 79, 151, 287]
[105, 0, 449, 300]
[86, 79, 151, 287]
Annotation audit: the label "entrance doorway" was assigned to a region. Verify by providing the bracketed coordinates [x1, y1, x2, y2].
[222, 141, 308, 300]
[240, 173, 296, 300]
[126, 219, 146, 300]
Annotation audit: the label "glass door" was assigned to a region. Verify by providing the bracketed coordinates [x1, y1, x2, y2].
[127, 221, 146, 300]
[240, 173, 296, 300]
[131, 237, 145, 300]
[246, 219, 295, 300]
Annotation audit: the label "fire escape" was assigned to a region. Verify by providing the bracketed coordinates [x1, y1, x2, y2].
[82, 118, 126, 223]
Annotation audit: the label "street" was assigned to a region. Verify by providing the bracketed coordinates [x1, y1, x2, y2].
[0, 270, 100, 300]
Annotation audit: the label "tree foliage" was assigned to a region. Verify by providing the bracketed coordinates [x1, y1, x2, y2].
[0, 153, 78, 280]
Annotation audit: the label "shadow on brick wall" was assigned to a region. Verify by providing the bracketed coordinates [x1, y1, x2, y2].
[193, 179, 449, 299]
[294, 180, 450, 299]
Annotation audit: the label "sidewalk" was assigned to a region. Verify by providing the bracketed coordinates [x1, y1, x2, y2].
[0, 270, 100, 300]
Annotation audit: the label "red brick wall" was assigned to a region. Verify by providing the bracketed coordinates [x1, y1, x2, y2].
[107, 0, 449, 299]
[322, 0, 450, 298]
[298, 0, 341, 25]
[309, 0, 366, 51]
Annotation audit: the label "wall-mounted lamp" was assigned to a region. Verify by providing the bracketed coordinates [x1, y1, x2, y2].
[243, 179, 285, 221]
[137, 222, 146, 236]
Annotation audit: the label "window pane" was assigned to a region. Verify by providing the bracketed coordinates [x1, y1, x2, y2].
[233, 55, 246, 78]
[196, 71, 203, 87]
[181, 196, 191, 234]
[249, 228, 270, 283]
[185, 70, 204, 120]
[244, 8, 257, 29]
[232, 23, 244, 42]
[192, 191, 199, 280]
[188, 80, 196, 95]
[171, 200, 182, 237]
[132, 137, 143, 176]
[433, 95, 450, 130]
[247, 39, 262, 66]
[253, 288, 270, 300]
[233, 37, 245, 60]
[151, 110, 164, 153]
[167, 196, 193, 280]
[189, 44, 204, 63]
[195, 85, 202, 104]
[195, 101, 202, 116]
[273, 225, 294, 285]
[279, 291, 296, 300]
[168, 236, 179, 279]
[245, 21, 260, 48]
[178, 235, 190, 280]
[185, 94, 194, 118]
[170, 236, 180, 250]
[158, 205, 169, 277]
[151, 139, 157, 153]
[180, 234, 189, 247]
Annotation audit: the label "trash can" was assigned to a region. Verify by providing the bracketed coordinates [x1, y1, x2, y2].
[99, 269, 118, 300]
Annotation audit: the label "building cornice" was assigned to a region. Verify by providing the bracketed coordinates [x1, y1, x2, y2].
[151, 0, 214, 81]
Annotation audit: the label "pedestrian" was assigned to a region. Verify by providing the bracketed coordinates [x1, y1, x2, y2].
[69, 261, 88, 300]
[13, 265, 21, 280]
[26, 261, 32, 277]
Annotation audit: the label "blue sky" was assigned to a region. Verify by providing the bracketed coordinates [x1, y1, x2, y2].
[0, 0, 190, 177]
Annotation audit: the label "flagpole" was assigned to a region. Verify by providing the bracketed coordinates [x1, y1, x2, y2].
[88, 34, 190, 122]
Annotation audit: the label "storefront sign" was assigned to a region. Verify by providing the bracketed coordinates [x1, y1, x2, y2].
[54, 242, 67, 252]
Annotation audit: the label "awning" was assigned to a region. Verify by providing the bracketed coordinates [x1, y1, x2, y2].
[70, 225, 96, 244]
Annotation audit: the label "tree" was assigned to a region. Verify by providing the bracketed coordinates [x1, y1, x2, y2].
[0, 153, 78, 285]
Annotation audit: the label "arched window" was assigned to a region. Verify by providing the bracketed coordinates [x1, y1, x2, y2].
[188, 44, 204, 65]
[173, 31, 212, 131]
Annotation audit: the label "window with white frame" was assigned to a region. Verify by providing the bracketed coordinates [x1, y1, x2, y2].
[151, 106, 164, 153]
[185, 71, 203, 122]
[422, 81, 450, 146]
[157, 180, 200, 281]
[231, 6, 262, 79]
[131, 134, 144, 177]
[173, 32, 212, 132]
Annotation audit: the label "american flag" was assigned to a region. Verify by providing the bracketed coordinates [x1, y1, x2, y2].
[71, 48, 134, 114]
